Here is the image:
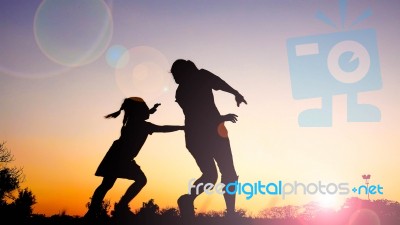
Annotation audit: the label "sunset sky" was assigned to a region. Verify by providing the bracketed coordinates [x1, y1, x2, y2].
[1, 0, 399, 217]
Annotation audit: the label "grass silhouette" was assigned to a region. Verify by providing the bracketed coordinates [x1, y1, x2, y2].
[17, 197, 400, 225]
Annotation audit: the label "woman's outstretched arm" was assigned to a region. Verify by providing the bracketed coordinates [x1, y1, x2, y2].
[201, 69, 248, 107]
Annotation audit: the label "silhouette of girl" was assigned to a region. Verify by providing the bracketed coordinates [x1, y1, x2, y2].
[85, 97, 183, 219]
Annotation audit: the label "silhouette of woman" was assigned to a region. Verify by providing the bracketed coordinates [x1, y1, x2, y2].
[170, 59, 247, 219]
[84, 97, 184, 219]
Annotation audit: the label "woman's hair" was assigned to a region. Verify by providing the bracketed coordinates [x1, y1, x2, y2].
[170, 59, 198, 83]
[170, 59, 187, 75]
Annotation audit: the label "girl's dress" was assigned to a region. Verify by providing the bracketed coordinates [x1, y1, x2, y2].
[95, 120, 158, 180]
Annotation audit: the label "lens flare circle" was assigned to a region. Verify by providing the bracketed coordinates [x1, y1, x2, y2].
[34, 0, 113, 67]
[348, 208, 380, 225]
[0, 2, 73, 79]
[115, 46, 173, 100]
[217, 123, 229, 138]
[106, 45, 129, 69]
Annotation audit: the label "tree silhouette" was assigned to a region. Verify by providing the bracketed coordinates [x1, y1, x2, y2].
[136, 198, 160, 224]
[259, 205, 300, 219]
[0, 142, 24, 203]
[160, 207, 179, 218]
[9, 188, 36, 223]
[0, 142, 36, 223]
[299, 201, 322, 221]
[85, 198, 111, 220]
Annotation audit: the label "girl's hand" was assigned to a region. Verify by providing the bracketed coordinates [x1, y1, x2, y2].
[149, 103, 161, 114]
[222, 114, 238, 123]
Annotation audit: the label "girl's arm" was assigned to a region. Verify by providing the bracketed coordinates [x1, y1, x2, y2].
[151, 125, 184, 133]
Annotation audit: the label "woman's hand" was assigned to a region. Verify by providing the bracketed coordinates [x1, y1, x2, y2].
[222, 114, 238, 123]
[235, 93, 247, 107]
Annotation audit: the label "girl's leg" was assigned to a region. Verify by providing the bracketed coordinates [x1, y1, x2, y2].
[87, 177, 117, 212]
[118, 167, 147, 207]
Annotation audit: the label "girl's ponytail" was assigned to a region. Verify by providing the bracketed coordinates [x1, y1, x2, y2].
[104, 98, 129, 119]
[104, 110, 121, 119]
